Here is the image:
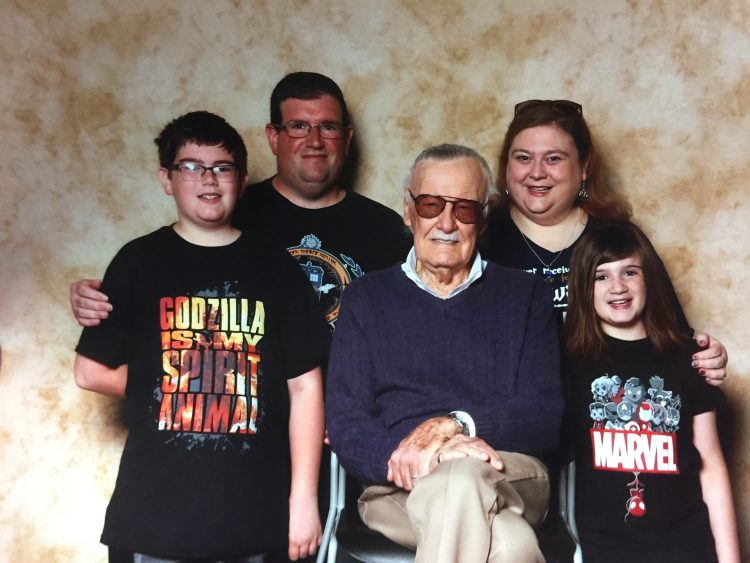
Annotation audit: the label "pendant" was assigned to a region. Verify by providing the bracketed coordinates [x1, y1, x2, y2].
[625, 472, 646, 520]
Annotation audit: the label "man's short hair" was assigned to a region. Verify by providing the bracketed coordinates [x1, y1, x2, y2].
[270, 72, 350, 126]
[404, 144, 494, 213]
[155, 111, 248, 177]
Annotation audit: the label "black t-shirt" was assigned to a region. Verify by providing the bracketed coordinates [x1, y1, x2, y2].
[76, 227, 330, 557]
[480, 207, 690, 330]
[566, 337, 722, 561]
[233, 178, 410, 330]
[480, 206, 599, 312]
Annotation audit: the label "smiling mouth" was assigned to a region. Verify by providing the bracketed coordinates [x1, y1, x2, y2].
[199, 193, 220, 201]
[608, 298, 631, 307]
[527, 185, 552, 193]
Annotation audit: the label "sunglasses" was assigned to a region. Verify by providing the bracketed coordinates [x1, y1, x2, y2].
[409, 192, 485, 224]
[514, 99, 583, 116]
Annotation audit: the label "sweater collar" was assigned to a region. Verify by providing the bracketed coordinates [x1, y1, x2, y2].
[401, 247, 486, 299]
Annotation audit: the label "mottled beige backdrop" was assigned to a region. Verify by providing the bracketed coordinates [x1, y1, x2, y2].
[1, 1, 748, 560]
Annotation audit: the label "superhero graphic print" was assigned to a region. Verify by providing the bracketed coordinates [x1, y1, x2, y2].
[587, 374, 682, 520]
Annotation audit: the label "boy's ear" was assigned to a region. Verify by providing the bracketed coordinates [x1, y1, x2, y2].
[158, 168, 173, 195]
[238, 175, 249, 198]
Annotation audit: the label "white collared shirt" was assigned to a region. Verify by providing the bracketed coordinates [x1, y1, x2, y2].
[401, 246, 487, 299]
[400, 247, 481, 437]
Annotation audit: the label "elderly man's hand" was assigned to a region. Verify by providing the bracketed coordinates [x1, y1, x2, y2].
[387, 416, 460, 491]
[431, 434, 504, 472]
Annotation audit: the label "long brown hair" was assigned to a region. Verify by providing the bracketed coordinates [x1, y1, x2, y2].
[565, 223, 687, 360]
[494, 101, 631, 222]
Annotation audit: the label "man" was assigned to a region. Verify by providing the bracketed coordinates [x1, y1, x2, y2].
[232, 71, 408, 330]
[326, 144, 565, 562]
[69, 74, 408, 561]
[71, 72, 408, 332]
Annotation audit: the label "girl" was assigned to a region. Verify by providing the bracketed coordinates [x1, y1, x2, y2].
[564, 223, 739, 562]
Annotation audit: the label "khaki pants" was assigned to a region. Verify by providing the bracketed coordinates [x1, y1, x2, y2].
[359, 453, 549, 563]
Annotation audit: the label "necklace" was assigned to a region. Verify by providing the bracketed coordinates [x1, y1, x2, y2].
[517, 208, 581, 281]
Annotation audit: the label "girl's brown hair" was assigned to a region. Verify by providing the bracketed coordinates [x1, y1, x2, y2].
[565, 222, 687, 360]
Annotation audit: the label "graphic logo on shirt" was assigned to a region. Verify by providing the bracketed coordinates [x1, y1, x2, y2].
[588, 374, 682, 519]
[521, 265, 569, 309]
[288, 234, 363, 330]
[156, 288, 265, 449]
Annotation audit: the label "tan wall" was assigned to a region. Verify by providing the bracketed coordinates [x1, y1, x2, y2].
[1, 1, 748, 560]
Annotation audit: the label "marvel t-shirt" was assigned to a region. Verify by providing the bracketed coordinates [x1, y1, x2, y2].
[566, 337, 721, 558]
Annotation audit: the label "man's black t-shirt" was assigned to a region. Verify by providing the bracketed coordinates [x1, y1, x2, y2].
[234, 178, 410, 331]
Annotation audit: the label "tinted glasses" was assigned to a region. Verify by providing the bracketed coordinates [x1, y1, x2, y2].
[514, 99, 582, 116]
[409, 192, 485, 224]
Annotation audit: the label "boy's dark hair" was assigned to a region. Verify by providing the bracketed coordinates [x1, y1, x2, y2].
[154, 111, 248, 177]
[270, 72, 350, 126]
[565, 222, 687, 360]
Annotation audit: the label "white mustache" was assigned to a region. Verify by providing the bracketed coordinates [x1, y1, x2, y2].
[429, 231, 459, 242]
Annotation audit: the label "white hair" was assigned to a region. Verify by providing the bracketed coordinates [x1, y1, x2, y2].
[403, 143, 494, 216]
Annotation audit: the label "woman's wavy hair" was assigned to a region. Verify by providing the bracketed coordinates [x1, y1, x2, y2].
[494, 102, 631, 222]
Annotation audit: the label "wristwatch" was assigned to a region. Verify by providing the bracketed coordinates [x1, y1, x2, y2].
[448, 410, 475, 437]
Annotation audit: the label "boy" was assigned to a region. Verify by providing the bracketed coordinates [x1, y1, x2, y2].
[74, 111, 329, 562]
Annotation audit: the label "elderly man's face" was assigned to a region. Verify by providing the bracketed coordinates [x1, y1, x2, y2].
[405, 157, 484, 277]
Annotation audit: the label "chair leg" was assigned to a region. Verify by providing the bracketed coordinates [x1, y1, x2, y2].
[327, 459, 348, 562]
[559, 460, 583, 563]
[317, 452, 340, 563]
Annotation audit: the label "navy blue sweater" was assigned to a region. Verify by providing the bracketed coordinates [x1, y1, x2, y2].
[326, 262, 564, 485]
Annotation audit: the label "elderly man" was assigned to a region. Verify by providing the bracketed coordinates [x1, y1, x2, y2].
[326, 144, 564, 562]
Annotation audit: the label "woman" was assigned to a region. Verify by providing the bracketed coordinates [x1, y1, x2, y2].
[481, 99, 727, 382]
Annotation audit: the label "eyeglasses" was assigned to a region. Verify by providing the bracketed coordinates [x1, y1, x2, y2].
[273, 120, 346, 139]
[514, 99, 583, 116]
[170, 162, 239, 181]
[409, 192, 485, 224]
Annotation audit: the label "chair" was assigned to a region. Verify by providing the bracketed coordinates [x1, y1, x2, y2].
[558, 461, 583, 563]
[318, 455, 581, 563]
[317, 452, 415, 563]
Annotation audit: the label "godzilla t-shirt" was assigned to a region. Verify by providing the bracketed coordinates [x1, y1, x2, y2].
[76, 227, 330, 557]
